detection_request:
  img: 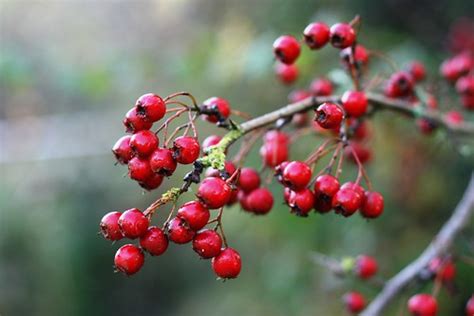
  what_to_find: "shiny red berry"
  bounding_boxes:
[341,91,368,117]
[264,130,290,144]
[282,161,312,190]
[273,35,301,64]
[149,148,177,176]
[202,97,231,123]
[428,257,456,283]
[130,130,159,157]
[440,53,473,83]
[343,291,366,314]
[303,22,330,49]
[275,62,299,84]
[408,294,437,316]
[329,23,356,49]
[445,110,464,125]
[340,45,369,68]
[192,229,222,259]
[341,181,365,197]
[466,295,474,316]
[260,142,289,167]
[332,188,363,217]
[139,226,168,256]
[408,61,426,82]
[114,244,144,276]
[112,135,134,164]
[118,208,149,239]
[288,188,314,216]
[314,174,340,213]
[246,188,274,215]
[172,136,200,164]
[100,211,124,241]
[384,71,415,98]
[310,78,333,96]
[177,200,210,231]
[355,255,378,279]
[139,173,164,191]
[212,247,242,279]
[123,107,153,133]
[167,217,195,244]
[202,135,222,152]
[238,167,261,193]
[205,161,236,178]
[136,93,166,122]
[361,191,384,218]
[197,177,232,209]
[238,190,252,212]
[128,157,153,182]
[315,102,344,129]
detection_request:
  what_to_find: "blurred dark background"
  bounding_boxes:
[1,1,473,315]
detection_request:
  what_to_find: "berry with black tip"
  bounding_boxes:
[136,93,166,122]
[112,135,134,164]
[303,22,330,49]
[172,136,200,164]
[150,148,177,176]
[114,244,145,276]
[273,35,301,64]
[329,23,356,49]
[202,97,231,123]
[123,107,153,133]
[288,188,315,216]
[315,102,344,129]
[100,211,124,241]
[167,217,195,244]
[130,130,159,157]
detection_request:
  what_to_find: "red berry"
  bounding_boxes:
[440,53,473,83]
[282,161,312,190]
[205,161,236,179]
[136,93,166,122]
[112,135,134,164]
[238,190,252,212]
[118,208,149,239]
[123,107,153,133]
[417,118,437,135]
[192,229,222,259]
[227,187,239,206]
[341,181,365,197]
[100,211,124,241]
[341,91,368,117]
[172,136,200,164]
[289,89,311,103]
[361,191,384,218]
[197,177,232,209]
[238,167,261,193]
[407,294,437,316]
[445,110,464,125]
[332,188,363,217]
[149,148,177,176]
[130,130,159,157]
[167,217,195,244]
[211,247,242,279]
[466,295,474,316]
[355,255,378,279]
[303,22,330,49]
[128,157,153,182]
[408,61,426,82]
[202,135,222,152]
[428,257,456,283]
[315,102,344,129]
[139,226,168,256]
[288,188,314,216]
[202,97,231,123]
[177,200,210,231]
[456,75,474,95]
[246,188,274,215]
[275,62,299,84]
[340,45,369,68]
[310,78,333,96]
[461,94,474,110]
[138,173,164,191]
[329,23,356,49]
[384,71,415,98]
[345,142,372,165]
[114,244,145,276]
[260,142,289,167]
[273,35,301,64]
[264,130,290,144]
[314,174,340,213]
[343,291,366,314]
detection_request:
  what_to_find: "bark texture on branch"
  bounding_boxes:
[360,173,474,316]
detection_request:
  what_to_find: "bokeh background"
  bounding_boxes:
[1,0,474,315]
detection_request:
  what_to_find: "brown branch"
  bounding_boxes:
[361,173,474,316]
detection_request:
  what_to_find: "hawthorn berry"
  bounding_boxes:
[118,208,149,239]
[408,61,426,82]
[192,229,223,259]
[343,291,366,314]
[260,142,289,167]
[246,188,274,215]
[128,157,153,182]
[314,174,340,213]
[100,211,124,241]
[205,161,236,179]
[428,257,456,283]
[112,135,134,164]
[445,110,464,125]
[341,90,368,117]
[466,295,474,316]
[139,226,168,256]
[329,23,356,49]
[340,44,369,68]
[202,97,231,123]
[123,107,153,133]
[114,244,145,276]
[355,255,378,279]
[237,167,261,193]
[315,102,344,129]
[149,148,177,176]
[384,71,415,98]
[345,142,372,165]
[202,135,222,152]
[288,188,315,216]
[310,78,333,96]
[177,200,210,231]
[275,62,299,84]
[361,191,384,218]
[461,94,474,110]
[303,22,330,49]
[407,293,437,316]
[332,188,363,217]
[138,173,164,191]
[130,130,159,157]
[273,35,301,64]
[136,93,166,122]
[167,217,195,244]
[456,75,474,95]
[211,247,242,279]
[282,161,312,190]
[238,190,252,212]
[197,177,232,209]
[417,118,437,135]
[264,130,289,144]
[172,136,200,164]
[440,53,473,83]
